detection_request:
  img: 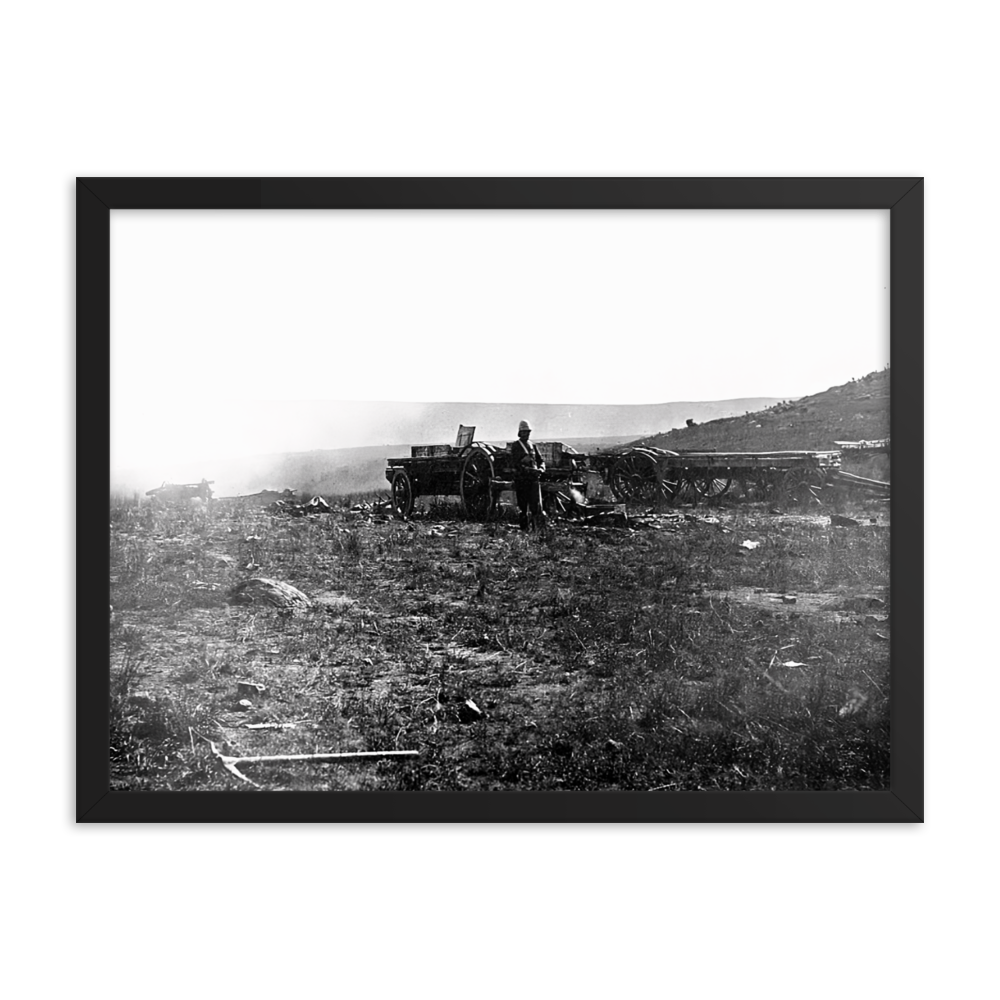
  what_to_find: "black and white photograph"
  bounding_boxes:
[106,204,896,798]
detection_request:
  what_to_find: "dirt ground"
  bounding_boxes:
[110,491,891,792]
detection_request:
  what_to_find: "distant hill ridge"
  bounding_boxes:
[631,368,890,454]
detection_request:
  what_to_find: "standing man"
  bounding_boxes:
[511,419,546,530]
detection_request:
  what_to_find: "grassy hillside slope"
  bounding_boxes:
[632,368,890,481]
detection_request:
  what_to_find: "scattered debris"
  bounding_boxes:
[458,698,486,724]
[228,488,298,505]
[629,511,684,531]
[579,507,628,529]
[741,540,761,550]
[780,660,807,668]
[347,498,393,520]
[237,699,255,710]
[268,495,333,517]
[543,488,628,528]
[553,493,629,528]
[227,578,312,610]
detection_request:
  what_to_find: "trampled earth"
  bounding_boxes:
[109,489,890,793]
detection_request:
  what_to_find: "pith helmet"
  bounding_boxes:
[518,420,532,432]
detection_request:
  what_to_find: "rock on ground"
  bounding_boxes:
[226,578,312,609]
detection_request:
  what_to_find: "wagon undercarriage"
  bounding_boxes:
[597,448,843,506]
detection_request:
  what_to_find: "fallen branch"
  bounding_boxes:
[206,741,418,787]
[228,749,419,765]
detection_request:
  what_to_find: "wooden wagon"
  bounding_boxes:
[145,478,215,501]
[592,447,843,505]
[385,426,588,519]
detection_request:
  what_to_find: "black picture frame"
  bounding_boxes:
[81,177,923,823]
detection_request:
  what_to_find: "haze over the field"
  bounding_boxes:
[112,210,888,475]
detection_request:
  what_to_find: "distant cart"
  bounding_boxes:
[834,438,890,454]
[385,426,588,519]
[145,479,214,501]
[590,448,843,504]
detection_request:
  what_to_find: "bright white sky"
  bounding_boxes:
[111,209,888,470]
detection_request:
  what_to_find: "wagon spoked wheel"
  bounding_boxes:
[390,469,414,519]
[735,470,766,503]
[460,448,496,519]
[658,470,682,504]
[781,467,826,505]
[693,472,732,501]
[609,455,635,500]
[669,471,699,504]
[632,453,660,501]
[608,456,631,500]
[610,452,659,502]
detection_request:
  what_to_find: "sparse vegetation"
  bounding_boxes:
[109,371,890,792]
[639,369,890,476]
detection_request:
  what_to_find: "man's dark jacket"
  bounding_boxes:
[511,438,545,480]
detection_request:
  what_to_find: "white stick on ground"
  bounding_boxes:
[206,741,418,787]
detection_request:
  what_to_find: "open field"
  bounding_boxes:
[109,370,891,792]
[109,476,890,792]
